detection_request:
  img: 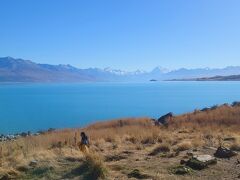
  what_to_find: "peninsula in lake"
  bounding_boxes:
[168,75,240,81]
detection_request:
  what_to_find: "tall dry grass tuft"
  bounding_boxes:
[149,143,170,156]
[86,118,152,130]
[81,153,107,179]
[169,105,240,132]
[174,141,192,152]
[85,117,163,144]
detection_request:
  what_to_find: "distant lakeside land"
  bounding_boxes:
[168,75,240,81]
[1,57,240,82]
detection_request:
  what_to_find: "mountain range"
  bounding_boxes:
[1,57,240,82]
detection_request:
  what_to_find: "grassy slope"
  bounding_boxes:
[0,105,240,179]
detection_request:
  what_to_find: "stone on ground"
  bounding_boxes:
[214,146,237,158]
[171,165,192,175]
[186,154,217,170]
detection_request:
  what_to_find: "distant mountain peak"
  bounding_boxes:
[103,67,128,75]
[151,66,169,74]
[6,56,14,60]
[57,64,78,70]
[103,67,147,75]
[134,69,146,74]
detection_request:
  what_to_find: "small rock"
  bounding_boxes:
[214,146,237,158]
[157,112,173,126]
[193,155,216,164]
[29,160,38,167]
[186,155,217,170]
[201,107,210,112]
[186,159,206,170]
[232,101,240,107]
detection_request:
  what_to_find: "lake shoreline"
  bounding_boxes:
[2,100,239,141]
[1,82,240,134]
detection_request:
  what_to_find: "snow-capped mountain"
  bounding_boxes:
[103,67,146,76]
[151,66,170,74]
[103,67,129,75]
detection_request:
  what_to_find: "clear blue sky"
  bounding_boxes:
[1,0,240,71]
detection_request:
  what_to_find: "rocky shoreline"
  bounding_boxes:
[0,128,56,142]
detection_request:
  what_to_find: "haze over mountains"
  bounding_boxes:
[1,57,240,82]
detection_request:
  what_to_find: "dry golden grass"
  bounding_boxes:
[0,105,239,161]
[174,141,192,152]
[82,153,108,179]
[85,117,156,141]
[170,104,240,131]
[0,104,239,179]
[149,143,170,156]
[86,117,152,130]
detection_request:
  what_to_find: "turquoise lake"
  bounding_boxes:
[0,82,240,134]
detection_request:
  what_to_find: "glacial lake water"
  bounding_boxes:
[0,81,240,134]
